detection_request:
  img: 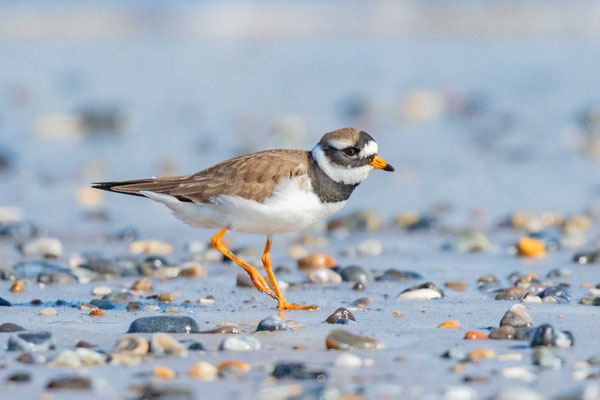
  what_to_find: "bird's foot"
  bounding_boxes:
[248,270,277,299]
[277,300,320,311]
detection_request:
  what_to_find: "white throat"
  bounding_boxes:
[311,144,373,185]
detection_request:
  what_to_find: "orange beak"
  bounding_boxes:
[370,156,394,172]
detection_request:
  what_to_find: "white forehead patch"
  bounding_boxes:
[311,145,373,185]
[327,139,352,150]
[359,140,378,158]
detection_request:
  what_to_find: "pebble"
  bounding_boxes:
[444,230,491,253]
[522,294,542,303]
[335,352,364,368]
[353,282,365,291]
[532,347,564,369]
[112,335,149,358]
[89,309,104,317]
[39,307,57,317]
[129,240,173,255]
[138,384,193,400]
[80,303,99,311]
[91,286,111,296]
[297,253,336,271]
[353,297,371,307]
[164,307,180,314]
[188,362,217,381]
[467,349,496,360]
[197,297,215,305]
[438,320,461,329]
[500,304,533,327]
[0,322,25,332]
[90,299,115,310]
[494,287,527,301]
[539,286,572,304]
[501,367,536,382]
[105,291,133,304]
[46,375,92,390]
[445,281,467,292]
[489,326,529,340]
[178,262,206,278]
[154,366,176,379]
[20,237,63,258]
[256,315,289,332]
[272,362,327,380]
[200,323,242,334]
[7,260,76,283]
[150,333,187,357]
[307,268,342,284]
[10,280,25,293]
[375,269,422,282]
[325,329,383,350]
[442,348,467,361]
[573,250,600,265]
[356,239,383,256]
[50,350,82,368]
[516,237,546,258]
[546,268,571,279]
[158,292,177,303]
[478,274,499,286]
[6,372,31,384]
[127,316,200,333]
[325,307,356,324]
[340,265,373,283]
[131,278,153,292]
[0,297,11,306]
[143,305,160,312]
[444,385,478,400]
[530,324,574,348]
[219,336,261,351]
[217,360,251,373]
[398,282,444,300]
[188,342,205,351]
[236,273,255,288]
[327,210,382,232]
[464,331,488,340]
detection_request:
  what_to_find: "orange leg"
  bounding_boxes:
[211,229,276,299]
[262,236,319,310]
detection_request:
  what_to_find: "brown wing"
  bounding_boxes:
[92,149,310,204]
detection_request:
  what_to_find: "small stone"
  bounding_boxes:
[8,331,55,352]
[113,335,149,357]
[256,315,289,332]
[530,324,574,348]
[539,286,572,304]
[546,268,571,279]
[464,331,488,340]
[91,286,111,296]
[131,278,153,292]
[143,305,160,312]
[307,268,342,284]
[200,323,242,334]
[6,372,31,384]
[50,350,82,368]
[339,265,373,284]
[178,262,205,278]
[164,307,180,314]
[217,360,251,373]
[188,342,205,351]
[188,362,217,381]
[335,352,363,368]
[517,237,546,258]
[298,253,336,271]
[442,348,467,361]
[522,294,542,303]
[494,287,527,301]
[325,307,356,324]
[151,333,186,357]
[197,297,215,305]
[79,303,98,311]
[0,323,24,332]
[353,297,371,307]
[444,385,478,400]
[325,329,383,350]
[375,269,422,282]
[500,304,533,327]
[467,349,495,360]
[444,230,491,253]
[138,384,193,400]
[89,310,104,317]
[489,326,520,340]
[154,366,175,379]
[219,336,261,351]
[46,375,92,390]
[477,274,499,286]
[573,250,600,265]
[327,210,382,232]
[397,282,444,300]
[75,340,96,349]
[76,348,104,367]
[127,316,200,333]
[21,237,63,258]
[352,282,365,291]
[445,281,467,292]
[493,387,542,400]
[10,281,25,293]
[158,293,177,303]
[129,240,173,255]
[90,299,114,310]
[438,320,461,329]
[356,239,383,256]
[0,297,11,306]
[126,302,141,311]
[236,274,254,288]
[39,307,57,317]
[532,347,564,369]
[272,362,327,380]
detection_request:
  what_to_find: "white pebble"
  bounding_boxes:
[50,350,82,368]
[444,385,478,400]
[502,367,536,382]
[143,305,160,312]
[397,289,442,300]
[308,268,342,284]
[22,237,63,258]
[40,307,57,317]
[92,286,112,296]
[522,295,542,303]
[335,352,363,368]
[197,298,215,305]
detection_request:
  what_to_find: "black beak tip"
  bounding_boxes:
[384,164,395,172]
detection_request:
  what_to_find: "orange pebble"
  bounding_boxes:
[10,281,24,293]
[154,366,175,379]
[437,320,461,329]
[517,237,546,258]
[297,253,336,270]
[393,311,404,318]
[216,360,251,372]
[464,331,488,340]
[89,309,104,317]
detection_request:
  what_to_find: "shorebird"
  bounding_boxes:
[93,127,394,310]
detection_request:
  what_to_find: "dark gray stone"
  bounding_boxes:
[256,316,289,332]
[340,265,373,283]
[272,362,327,380]
[325,307,356,324]
[127,316,200,333]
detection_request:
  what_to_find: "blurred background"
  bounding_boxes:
[2,0,600,237]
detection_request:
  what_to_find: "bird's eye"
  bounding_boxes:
[343,147,358,156]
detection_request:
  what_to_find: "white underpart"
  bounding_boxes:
[140,175,347,235]
[311,144,373,185]
[359,140,378,158]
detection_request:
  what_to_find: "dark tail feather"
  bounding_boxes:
[91,179,155,197]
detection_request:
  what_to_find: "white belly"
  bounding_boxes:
[140,177,347,235]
